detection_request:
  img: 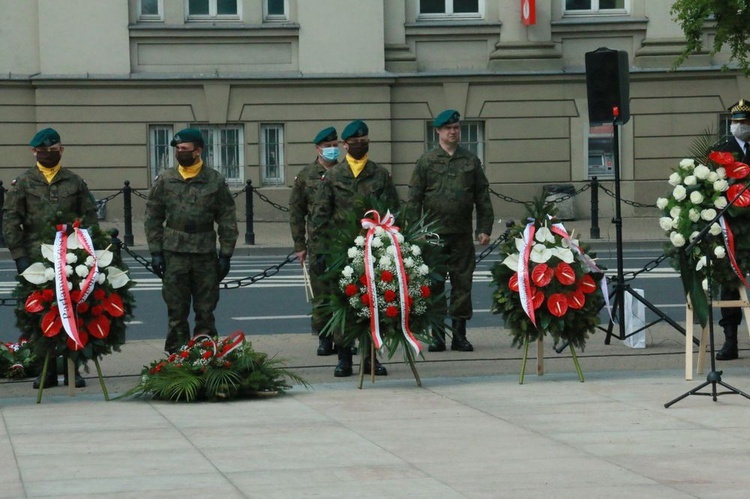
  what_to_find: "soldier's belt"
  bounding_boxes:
[166,220,214,234]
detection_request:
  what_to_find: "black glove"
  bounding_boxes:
[151,253,165,278]
[14,256,31,275]
[218,254,231,280]
[313,254,326,275]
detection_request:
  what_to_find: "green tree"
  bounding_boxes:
[671,0,750,74]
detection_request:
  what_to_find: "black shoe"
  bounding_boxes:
[32,373,58,389]
[64,372,86,388]
[317,336,335,356]
[363,357,388,376]
[451,337,474,352]
[716,343,739,361]
[428,327,446,352]
[334,348,353,377]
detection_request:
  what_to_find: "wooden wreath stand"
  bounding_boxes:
[357,339,422,389]
[684,286,750,381]
[519,336,584,384]
[36,352,110,403]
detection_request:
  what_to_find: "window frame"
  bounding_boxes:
[425,120,485,166]
[260,123,285,187]
[148,125,174,181]
[192,125,244,184]
[186,0,241,21]
[417,0,484,21]
[263,0,289,22]
[138,0,164,21]
[563,0,629,16]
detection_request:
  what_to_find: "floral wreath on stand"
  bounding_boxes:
[656,147,750,327]
[491,200,606,383]
[320,209,445,388]
[13,219,135,401]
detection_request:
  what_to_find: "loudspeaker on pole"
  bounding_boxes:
[585,47,630,125]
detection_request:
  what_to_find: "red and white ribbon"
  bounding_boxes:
[719,215,750,289]
[73,222,99,304]
[360,210,421,356]
[192,331,246,359]
[517,221,537,328]
[53,224,82,348]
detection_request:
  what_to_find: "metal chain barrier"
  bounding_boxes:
[598,184,657,208]
[95,189,123,208]
[619,251,670,283]
[130,188,149,200]
[220,252,298,289]
[252,185,289,213]
[489,188,531,206]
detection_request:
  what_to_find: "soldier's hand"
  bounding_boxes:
[14,256,31,275]
[295,250,307,265]
[151,253,165,278]
[218,254,231,280]
[477,233,490,245]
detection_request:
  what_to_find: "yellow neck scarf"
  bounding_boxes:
[178,159,203,180]
[37,163,61,183]
[347,155,367,178]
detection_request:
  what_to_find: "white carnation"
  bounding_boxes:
[673,185,687,201]
[714,196,728,209]
[659,217,673,231]
[379,255,391,268]
[715,246,726,259]
[386,245,397,256]
[395,232,404,243]
[713,179,729,192]
[347,247,359,259]
[66,253,77,264]
[354,236,365,247]
[680,158,696,170]
[342,266,354,278]
[67,281,73,291]
[417,264,429,275]
[410,245,421,256]
[374,226,385,236]
[694,164,710,179]
[75,265,89,278]
[701,208,717,221]
[44,268,55,282]
[668,172,682,186]
[403,257,415,268]
[370,237,383,248]
[656,197,669,210]
[670,232,686,248]
[97,273,106,284]
[65,265,73,277]
[85,255,95,267]
[683,175,697,186]
[689,191,703,204]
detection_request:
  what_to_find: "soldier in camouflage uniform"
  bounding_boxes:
[145,128,239,354]
[310,119,400,378]
[289,126,340,356]
[2,127,99,388]
[406,110,494,352]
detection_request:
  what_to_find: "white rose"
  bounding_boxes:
[689,231,700,242]
[66,253,78,264]
[656,197,669,210]
[659,217,673,231]
[717,167,727,179]
[688,208,700,222]
[671,217,680,229]
[670,206,682,218]
[673,185,687,201]
[715,246,726,259]
[696,255,707,271]
[683,175,697,186]
[694,164,710,179]
[689,191,703,204]
[668,172,682,186]
[707,171,719,183]
[701,208,717,221]
[680,158,696,170]
[75,265,89,278]
[710,223,722,236]
[713,179,729,192]
[714,196,728,209]
[670,232,686,248]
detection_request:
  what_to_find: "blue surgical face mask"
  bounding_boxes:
[320,146,339,162]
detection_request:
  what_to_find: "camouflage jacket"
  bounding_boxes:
[310,158,400,252]
[406,145,494,236]
[2,167,99,260]
[289,158,336,253]
[144,166,238,256]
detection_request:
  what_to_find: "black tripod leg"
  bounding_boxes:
[603,288,621,345]
[664,380,712,408]
[717,380,750,400]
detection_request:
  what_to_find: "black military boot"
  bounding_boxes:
[63,356,86,388]
[317,335,334,356]
[428,324,446,352]
[451,319,474,352]
[364,356,388,376]
[334,347,353,377]
[716,325,739,360]
[33,356,58,389]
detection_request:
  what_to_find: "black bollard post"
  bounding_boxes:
[108,228,122,260]
[245,179,255,245]
[0,180,5,248]
[589,176,600,239]
[123,180,134,246]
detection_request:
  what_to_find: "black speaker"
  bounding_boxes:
[585,48,630,125]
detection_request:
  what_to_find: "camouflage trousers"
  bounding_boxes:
[430,232,476,320]
[162,251,220,353]
[309,251,333,336]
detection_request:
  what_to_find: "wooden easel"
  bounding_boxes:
[685,287,750,380]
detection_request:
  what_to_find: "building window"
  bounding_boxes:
[196,126,244,183]
[587,124,615,178]
[187,0,239,19]
[139,0,163,21]
[260,124,285,186]
[564,0,627,14]
[264,0,288,21]
[426,121,485,165]
[418,0,483,19]
[148,125,174,180]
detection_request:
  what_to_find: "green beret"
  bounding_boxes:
[433,109,460,127]
[29,128,61,148]
[314,126,338,144]
[170,128,204,147]
[341,120,368,141]
[729,99,750,121]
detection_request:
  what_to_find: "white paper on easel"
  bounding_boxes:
[623,288,647,348]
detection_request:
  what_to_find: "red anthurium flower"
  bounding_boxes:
[41,307,62,337]
[385,305,399,317]
[384,289,397,302]
[381,270,394,283]
[345,284,358,297]
[87,315,111,339]
[420,285,431,298]
[531,263,554,287]
[508,273,519,292]
[578,274,597,294]
[361,293,371,306]
[727,183,750,207]
[103,293,125,317]
[724,161,750,179]
[531,288,545,309]
[547,293,569,317]
[67,331,89,351]
[709,151,735,166]
[567,291,586,310]
[25,291,46,313]
[555,262,576,286]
